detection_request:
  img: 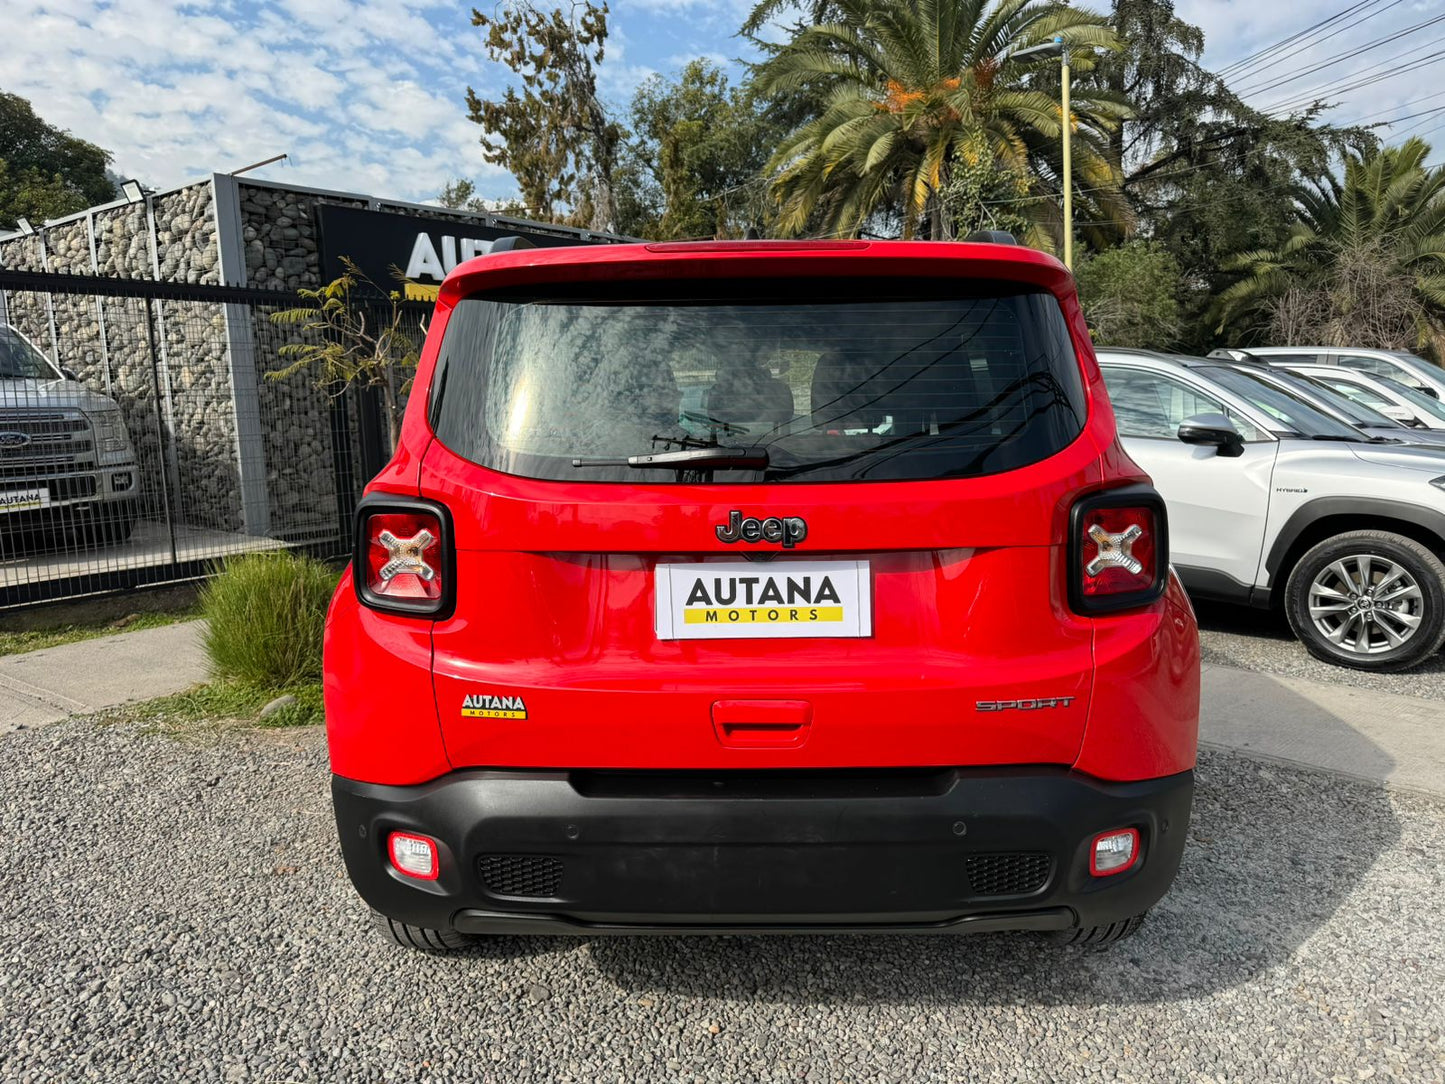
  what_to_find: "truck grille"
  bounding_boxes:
[966,853,1052,896]
[0,412,95,468]
[0,411,98,501]
[478,855,564,898]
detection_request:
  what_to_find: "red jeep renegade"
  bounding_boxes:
[324,238,1200,951]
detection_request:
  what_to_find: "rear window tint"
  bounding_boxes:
[429,279,1087,484]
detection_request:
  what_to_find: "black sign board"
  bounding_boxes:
[315,204,622,299]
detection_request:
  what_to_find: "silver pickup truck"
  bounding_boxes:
[0,321,139,548]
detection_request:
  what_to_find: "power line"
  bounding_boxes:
[1336,89,1445,127]
[1260,45,1445,116]
[1235,11,1445,98]
[1377,105,1445,131]
[1225,0,1407,87]
[1216,0,1382,80]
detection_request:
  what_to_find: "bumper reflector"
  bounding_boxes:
[388,831,439,881]
[1090,827,1140,877]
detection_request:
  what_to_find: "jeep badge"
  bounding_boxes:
[715,510,808,548]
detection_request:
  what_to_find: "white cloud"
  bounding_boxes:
[1179,0,1445,143]
[0,0,509,205]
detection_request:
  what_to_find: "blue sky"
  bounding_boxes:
[3,0,1442,208]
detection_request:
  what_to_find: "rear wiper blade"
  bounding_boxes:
[571,446,769,470]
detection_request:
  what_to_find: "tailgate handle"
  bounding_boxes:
[711,700,812,748]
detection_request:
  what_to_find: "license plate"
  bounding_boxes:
[0,487,50,514]
[655,560,872,640]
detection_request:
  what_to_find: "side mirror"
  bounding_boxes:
[60,366,80,382]
[1178,412,1245,457]
[1378,404,1420,426]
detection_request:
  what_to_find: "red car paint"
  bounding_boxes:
[325,240,1198,789]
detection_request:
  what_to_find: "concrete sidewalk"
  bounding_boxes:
[1200,663,1445,797]
[0,620,207,735]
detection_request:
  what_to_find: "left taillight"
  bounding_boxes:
[354,497,455,618]
[1068,486,1168,614]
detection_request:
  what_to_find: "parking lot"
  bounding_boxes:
[1196,601,1445,703]
[1,618,1441,1083]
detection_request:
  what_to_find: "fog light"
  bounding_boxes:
[1090,828,1140,877]
[388,831,439,881]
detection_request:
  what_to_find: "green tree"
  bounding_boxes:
[268,259,421,452]
[1074,239,1181,347]
[617,61,785,240]
[750,0,1128,239]
[1217,139,1445,357]
[0,92,117,228]
[436,178,488,211]
[463,2,621,230]
[940,129,1034,240]
[435,177,528,218]
[1088,1,1374,348]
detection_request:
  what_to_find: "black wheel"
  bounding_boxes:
[1284,530,1445,672]
[1050,913,1147,946]
[370,909,476,954]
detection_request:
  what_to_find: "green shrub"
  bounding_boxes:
[199,552,337,689]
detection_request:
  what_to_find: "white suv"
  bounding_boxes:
[1098,349,1445,671]
[1278,364,1445,432]
[1209,346,1445,401]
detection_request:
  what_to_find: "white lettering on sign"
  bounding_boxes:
[405,234,444,280]
[405,233,498,281]
[655,560,871,640]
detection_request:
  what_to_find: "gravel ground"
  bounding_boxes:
[1195,601,1445,701]
[2,719,1442,1083]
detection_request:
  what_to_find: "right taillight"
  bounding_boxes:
[1069,487,1168,614]
[354,497,455,618]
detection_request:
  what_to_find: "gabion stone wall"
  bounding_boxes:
[237,183,372,540]
[239,185,343,292]
[151,186,221,286]
[0,184,242,533]
[0,176,535,551]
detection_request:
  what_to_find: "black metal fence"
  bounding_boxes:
[0,270,411,609]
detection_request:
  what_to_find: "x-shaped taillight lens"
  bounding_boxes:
[363,511,443,603]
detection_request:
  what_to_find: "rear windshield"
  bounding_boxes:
[429,279,1087,484]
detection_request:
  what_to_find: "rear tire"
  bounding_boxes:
[1284,530,1445,672]
[1050,912,1147,946]
[370,909,476,954]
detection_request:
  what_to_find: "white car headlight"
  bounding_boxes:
[88,409,133,465]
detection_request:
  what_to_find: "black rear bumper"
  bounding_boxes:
[332,767,1193,935]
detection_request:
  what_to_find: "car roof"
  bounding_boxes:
[1214,346,1337,354]
[1095,348,1238,370]
[440,238,1074,308]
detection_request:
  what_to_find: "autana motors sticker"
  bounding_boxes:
[0,487,50,513]
[461,693,527,719]
[655,560,872,640]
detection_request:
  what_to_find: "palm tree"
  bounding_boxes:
[1218,139,1445,353]
[751,0,1129,240]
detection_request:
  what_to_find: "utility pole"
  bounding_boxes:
[1061,39,1073,270]
[1011,35,1074,269]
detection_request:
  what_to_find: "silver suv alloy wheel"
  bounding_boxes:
[1308,554,1424,656]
